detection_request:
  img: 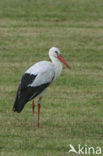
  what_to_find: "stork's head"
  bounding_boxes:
[49,47,61,57]
[49,47,71,69]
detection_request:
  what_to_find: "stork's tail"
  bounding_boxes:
[13,86,27,113]
[13,94,24,113]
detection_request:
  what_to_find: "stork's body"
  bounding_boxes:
[13,47,70,127]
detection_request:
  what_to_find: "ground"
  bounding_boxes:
[0,0,103,156]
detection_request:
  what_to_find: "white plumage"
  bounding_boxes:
[26,61,55,87]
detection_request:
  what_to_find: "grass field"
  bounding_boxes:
[0,0,103,155]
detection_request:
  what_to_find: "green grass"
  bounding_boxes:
[0,0,103,155]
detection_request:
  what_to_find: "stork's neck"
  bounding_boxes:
[50,56,63,79]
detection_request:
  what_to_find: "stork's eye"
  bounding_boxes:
[55,51,58,55]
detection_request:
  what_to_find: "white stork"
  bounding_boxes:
[13,47,71,128]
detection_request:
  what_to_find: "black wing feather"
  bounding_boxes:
[20,73,37,90]
[13,73,50,113]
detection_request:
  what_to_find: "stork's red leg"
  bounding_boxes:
[32,100,35,127]
[37,96,42,128]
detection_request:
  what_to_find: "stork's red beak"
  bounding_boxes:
[58,54,71,70]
